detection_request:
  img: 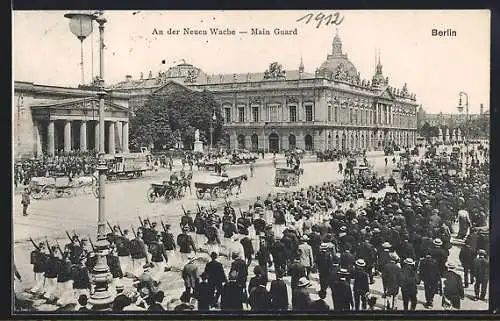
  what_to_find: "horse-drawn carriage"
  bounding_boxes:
[194,174,247,200]
[29,173,97,199]
[197,158,231,171]
[147,181,185,203]
[274,167,304,187]
[230,150,257,164]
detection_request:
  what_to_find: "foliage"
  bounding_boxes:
[419,121,439,142]
[129,87,223,151]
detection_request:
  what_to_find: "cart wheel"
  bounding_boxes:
[211,187,220,200]
[32,192,42,200]
[196,189,205,199]
[147,187,156,203]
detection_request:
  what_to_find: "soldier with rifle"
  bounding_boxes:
[65,232,83,265]
[224,200,236,222]
[149,233,169,279]
[204,222,221,255]
[114,227,132,276]
[42,239,59,301]
[72,255,91,300]
[56,246,74,306]
[237,211,252,236]
[222,212,237,254]
[160,221,176,268]
[28,238,47,295]
[194,210,207,250]
[129,230,150,277]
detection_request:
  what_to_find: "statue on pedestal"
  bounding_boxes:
[438,127,443,141]
[194,129,200,142]
[193,128,203,152]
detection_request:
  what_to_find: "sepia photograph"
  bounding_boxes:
[12,9,491,314]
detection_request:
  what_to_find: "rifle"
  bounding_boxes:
[131,226,137,238]
[65,231,73,243]
[55,239,64,258]
[160,219,167,233]
[138,216,144,227]
[224,198,230,208]
[88,235,96,252]
[45,237,53,256]
[106,220,114,233]
[29,237,40,251]
[116,224,124,237]
[196,203,202,213]
[181,205,187,215]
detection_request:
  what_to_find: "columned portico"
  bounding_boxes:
[122,122,129,153]
[64,120,72,152]
[31,97,130,156]
[80,121,87,151]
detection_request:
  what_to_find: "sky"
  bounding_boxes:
[13,10,490,114]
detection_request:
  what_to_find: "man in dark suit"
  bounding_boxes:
[248,277,272,310]
[204,251,227,307]
[419,254,440,308]
[269,269,288,311]
[288,256,306,291]
[353,259,370,310]
[382,253,402,310]
[400,258,419,311]
[292,277,312,311]
[459,243,474,288]
[221,270,246,311]
[230,251,248,290]
[472,249,489,301]
[331,268,354,311]
[442,263,464,310]
[194,272,213,311]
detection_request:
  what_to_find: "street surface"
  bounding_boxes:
[12,149,489,311]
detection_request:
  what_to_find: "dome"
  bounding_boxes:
[316,30,360,81]
[317,56,359,79]
[164,62,200,79]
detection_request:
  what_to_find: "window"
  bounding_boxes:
[349,108,353,124]
[224,107,232,123]
[252,107,259,122]
[289,106,297,122]
[305,105,313,122]
[327,105,332,122]
[269,105,279,121]
[334,106,338,122]
[238,106,245,122]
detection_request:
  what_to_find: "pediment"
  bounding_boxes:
[31,97,130,114]
[152,80,197,96]
[376,86,395,101]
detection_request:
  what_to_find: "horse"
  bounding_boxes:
[72,171,98,195]
[229,174,248,195]
[180,172,193,195]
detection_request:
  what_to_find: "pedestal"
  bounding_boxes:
[193,140,204,153]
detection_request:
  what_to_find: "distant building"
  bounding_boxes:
[418,104,488,129]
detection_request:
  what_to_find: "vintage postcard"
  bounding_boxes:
[12,10,491,314]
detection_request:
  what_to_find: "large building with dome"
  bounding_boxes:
[14,30,419,158]
[108,30,419,152]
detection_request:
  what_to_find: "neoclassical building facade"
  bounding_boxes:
[14,82,131,158]
[110,31,419,152]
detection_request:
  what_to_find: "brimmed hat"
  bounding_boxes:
[338,268,350,275]
[446,262,456,269]
[356,258,366,267]
[297,277,311,287]
[302,235,309,241]
[389,252,399,261]
[382,242,392,248]
[404,258,415,265]
[320,243,329,250]
[478,249,487,255]
[340,226,347,231]
[339,232,347,238]
[352,219,358,224]
[433,238,443,246]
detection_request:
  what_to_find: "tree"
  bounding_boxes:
[129,87,223,151]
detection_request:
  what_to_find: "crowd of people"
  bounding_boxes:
[19,143,490,312]
[14,152,98,188]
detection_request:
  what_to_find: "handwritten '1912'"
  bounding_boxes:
[296,12,344,28]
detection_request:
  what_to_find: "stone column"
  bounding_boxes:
[80,121,87,151]
[115,121,123,152]
[108,121,116,155]
[64,120,72,153]
[94,121,100,152]
[47,121,55,156]
[122,122,129,153]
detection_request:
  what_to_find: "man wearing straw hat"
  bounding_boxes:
[331,268,354,311]
[291,277,312,311]
[400,257,418,311]
[381,252,402,310]
[353,258,370,310]
[441,262,464,310]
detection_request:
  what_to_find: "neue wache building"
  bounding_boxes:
[110,31,419,153]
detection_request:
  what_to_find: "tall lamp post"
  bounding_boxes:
[210,110,216,151]
[457,91,469,155]
[65,11,113,310]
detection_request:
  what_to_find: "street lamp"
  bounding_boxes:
[64,11,93,85]
[65,11,113,310]
[210,110,216,151]
[457,91,469,155]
